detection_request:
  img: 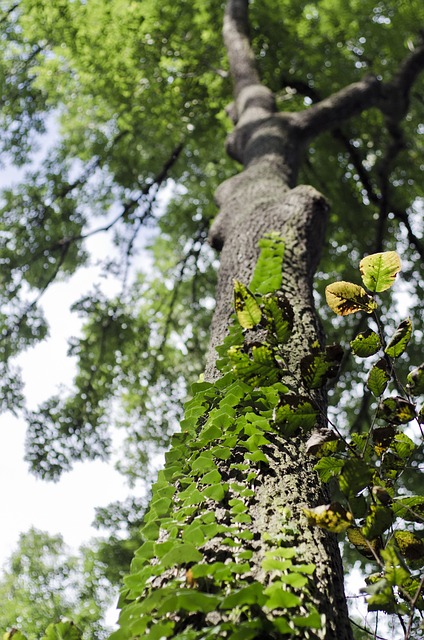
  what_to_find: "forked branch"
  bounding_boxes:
[295,40,424,136]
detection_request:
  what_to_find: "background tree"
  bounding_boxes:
[0,0,423,638]
[0,528,112,639]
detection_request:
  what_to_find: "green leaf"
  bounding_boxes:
[362,505,393,539]
[350,329,381,357]
[228,620,265,640]
[347,528,381,559]
[250,233,285,294]
[392,496,424,523]
[199,469,222,485]
[300,342,343,389]
[233,280,262,329]
[339,459,373,497]
[384,318,412,358]
[42,622,82,640]
[391,432,416,460]
[264,582,302,609]
[325,281,377,316]
[227,344,281,387]
[273,396,318,436]
[359,251,401,292]
[314,456,344,482]
[262,292,293,345]
[191,453,216,472]
[394,531,424,566]
[367,358,391,396]
[406,363,424,395]
[279,573,308,588]
[202,483,228,501]
[261,557,292,572]
[293,608,322,629]
[144,622,174,639]
[270,618,292,634]
[220,582,267,609]
[161,543,203,568]
[157,590,220,615]
[377,396,416,424]
[3,633,27,640]
[304,502,353,533]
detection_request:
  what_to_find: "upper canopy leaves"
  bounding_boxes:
[0,0,422,487]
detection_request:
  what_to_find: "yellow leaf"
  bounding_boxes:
[304,502,353,533]
[325,282,377,316]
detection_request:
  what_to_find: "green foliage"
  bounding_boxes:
[233,281,262,329]
[311,251,424,625]
[110,235,327,638]
[0,529,112,640]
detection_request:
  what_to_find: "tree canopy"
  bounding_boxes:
[1,0,423,638]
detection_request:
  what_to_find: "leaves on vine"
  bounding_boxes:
[359,251,401,293]
[384,318,412,358]
[300,342,343,389]
[406,363,424,395]
[367,358,391,397]
[273,396,317,436]
[304,502,353,533]
[233,280,262,329]
[325,281,377,315]
[262,292,293,345]
[249,233,285,295]
[227,344,280,387]
[350,329,381,357]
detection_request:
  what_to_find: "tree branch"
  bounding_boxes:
[223,0,276,125]
[0,1,20,25]
[282,76,424,259]
[223,0,260,96]
[295,39,424,137]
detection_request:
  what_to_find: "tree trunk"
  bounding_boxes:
[203,154,353,637]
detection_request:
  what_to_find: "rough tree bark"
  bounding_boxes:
[202,1,424,637]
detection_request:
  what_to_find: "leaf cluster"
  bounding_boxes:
[307,252,424,626]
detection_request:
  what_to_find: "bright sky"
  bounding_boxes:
[0,231,140,626]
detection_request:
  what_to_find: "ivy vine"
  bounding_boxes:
[110,233,325,640]
[7,239,423,640]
